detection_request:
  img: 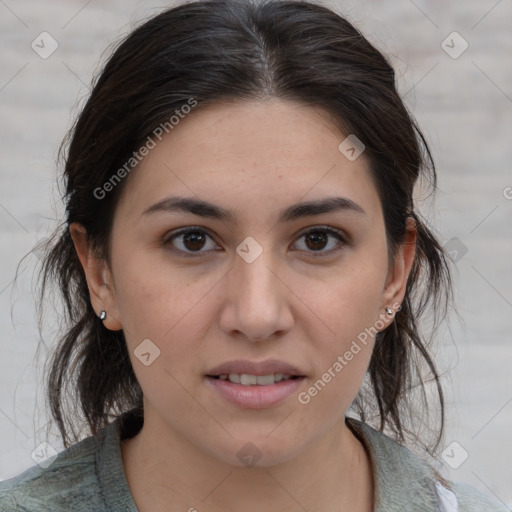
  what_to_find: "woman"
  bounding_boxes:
[0,0,508,510]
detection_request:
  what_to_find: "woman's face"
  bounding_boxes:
[77,98,413,467]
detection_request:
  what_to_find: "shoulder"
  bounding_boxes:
[446,481,511,512]
[346,417,510,512]
[0,428,109,512]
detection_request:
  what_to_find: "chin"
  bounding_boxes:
[208,435,305,469]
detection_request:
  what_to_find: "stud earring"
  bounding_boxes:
[385,307,394,316]
[99,310,106,321]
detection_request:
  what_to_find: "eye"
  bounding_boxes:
[163,226,347,258]
[292,227,347,257]
[163,227,219,257]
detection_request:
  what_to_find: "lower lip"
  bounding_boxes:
[205,376,305,409]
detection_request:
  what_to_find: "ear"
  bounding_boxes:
[69,223,123,331]
[380,216,417,317]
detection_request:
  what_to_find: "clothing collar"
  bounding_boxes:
[95,410,141,512]
[346,416,442,511]
[99,410,442,512]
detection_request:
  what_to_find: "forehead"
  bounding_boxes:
[115,98,381,224]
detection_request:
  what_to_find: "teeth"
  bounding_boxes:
[240,374,257,385]
[219,373,294,385]
[256,374,275,386]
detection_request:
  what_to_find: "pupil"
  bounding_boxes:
[306,231,327,250]
[185,232,205,251]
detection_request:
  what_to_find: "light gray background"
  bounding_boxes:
[1,0,511,507]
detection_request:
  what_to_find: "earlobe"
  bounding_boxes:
[69,223,123,331]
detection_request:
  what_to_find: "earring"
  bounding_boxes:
[99,310,106,321]
[385,307,394,316]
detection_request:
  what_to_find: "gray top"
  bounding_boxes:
[0,410,508,511]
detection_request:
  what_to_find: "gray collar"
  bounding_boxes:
[102,411,442,511]
[346,417,442,511]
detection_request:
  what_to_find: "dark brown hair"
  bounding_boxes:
[33,0,452,454]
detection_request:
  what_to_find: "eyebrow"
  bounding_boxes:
[142,195,366,223]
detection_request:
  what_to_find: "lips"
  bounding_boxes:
[206,358,306,378]
[205,359,307,409]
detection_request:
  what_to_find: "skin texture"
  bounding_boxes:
[70,98,417,512]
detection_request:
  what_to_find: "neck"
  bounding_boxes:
[121,412,374,512]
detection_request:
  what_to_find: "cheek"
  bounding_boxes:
[302,252,388,344]
[114,269,215,412]
[295,287,382,420]
[296,250,388,397]
[111,246,219,367]
[111,233,192,329]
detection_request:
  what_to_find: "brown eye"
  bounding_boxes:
[181,231,207,251]
[293,227,347,257]
[304,231,328,250]
[164,228,218,256]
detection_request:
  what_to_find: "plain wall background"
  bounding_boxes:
[1,0,511,507]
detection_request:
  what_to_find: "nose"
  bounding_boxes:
[218,246,294,342]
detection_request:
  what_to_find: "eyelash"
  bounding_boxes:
[162,226,348,258]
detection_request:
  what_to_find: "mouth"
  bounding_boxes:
[207,373,304,385]
[204,359,307,409]
[206,358,306,381]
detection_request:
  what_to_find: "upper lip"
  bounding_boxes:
[206,359,306,377]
